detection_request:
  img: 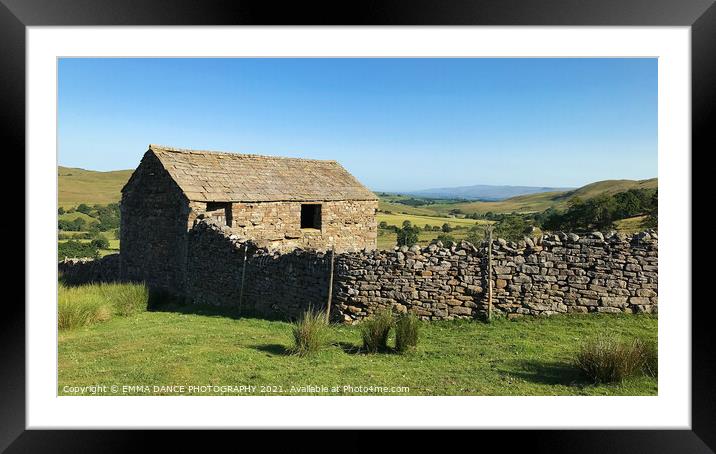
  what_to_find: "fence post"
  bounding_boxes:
[487,226,493,322]
[238,244,248,315]
[326,245,335,323]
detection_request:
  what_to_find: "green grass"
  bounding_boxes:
[574,333,655,383]
[58,301,657,396]
[614,215,649,234]
[59,166,133,208]
[378,229,477,250]
[58,211,99,224]
[58,231,120,257]
[290,308,330,356]
[377,212,489,229]
[58,282,148,330]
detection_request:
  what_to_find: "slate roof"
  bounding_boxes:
[147,144,378,203]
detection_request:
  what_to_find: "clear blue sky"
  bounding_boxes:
[58,58,657,191]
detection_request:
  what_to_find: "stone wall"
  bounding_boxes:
[188,199,378,253]
[176,221,658,322]
[59,220,658,321]
[59,254,121,285]
[487,231,658,317]
[185,221,331,319]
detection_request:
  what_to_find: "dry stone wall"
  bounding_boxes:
[59,254,120,285]
[185,220,331,319]
[180,220,658,322]
[59,219,657,322]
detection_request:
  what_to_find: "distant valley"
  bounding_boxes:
[405,184,575,201]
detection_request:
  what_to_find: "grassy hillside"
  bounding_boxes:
[58,166,132,208]
[58,211,98,224]
[390,179,658,216]
[57,164,656,219]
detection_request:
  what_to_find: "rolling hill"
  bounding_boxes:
[57,164,657,218]
[58,166,132,208]
[383,178,658,216]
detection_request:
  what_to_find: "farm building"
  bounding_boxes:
[119,144,378,294]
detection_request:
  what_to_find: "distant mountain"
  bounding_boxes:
[406,184,575,201]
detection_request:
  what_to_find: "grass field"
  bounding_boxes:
[58,231,120,257]
[59,166,132,208]
[57,296,657,396]
[614,216,649,234]
[377,229,477,250]
[377,212,489,229]
[424,178,659,216]
[59,211,99,224]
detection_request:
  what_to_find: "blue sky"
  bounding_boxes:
[58,58,657,191]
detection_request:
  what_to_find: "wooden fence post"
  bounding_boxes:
[326,245,335,323]
[238,244,248,315]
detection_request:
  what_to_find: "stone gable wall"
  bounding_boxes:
[119,151,191,295]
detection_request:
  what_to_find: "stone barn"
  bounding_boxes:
[119,144,378,295]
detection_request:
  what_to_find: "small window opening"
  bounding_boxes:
[206,202,232,227]
[301,204,322,229]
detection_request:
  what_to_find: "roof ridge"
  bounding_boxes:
[149,144,338,163]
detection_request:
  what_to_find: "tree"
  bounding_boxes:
[436,233,455,245]
[76,203,92,215]
[402,220,413,229]
[378,221,389,229]
[441,223,452,233]
[58,207,65,215]
[492,214,532,241]
[642,190,658,229]
[91,236,110,249]
[465,225,485,245]
[58,240,99,259]
[396,224,420,247]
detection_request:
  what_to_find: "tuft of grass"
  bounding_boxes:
[361,309,394,353]
[58,286,112,330]
[290,307,330,357]
[100,282,149,316]
[58,282,149,330]
[574,332,655,383]
[395,312,419,353]
[637,338,658,378]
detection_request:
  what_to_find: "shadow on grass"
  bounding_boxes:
[335,341,402,355]
[505,359,590,387]
[336,341,363,355]
[146,290,287,323]
[252,344,292,356]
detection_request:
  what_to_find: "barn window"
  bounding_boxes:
[206,202,232,227]
[300,204,322,229]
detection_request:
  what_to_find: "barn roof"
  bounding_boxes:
[148,144,378,203]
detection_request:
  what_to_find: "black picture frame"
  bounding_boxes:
[4,0,712,451]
